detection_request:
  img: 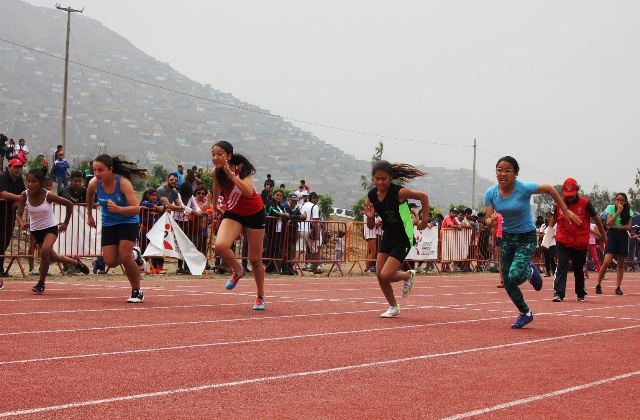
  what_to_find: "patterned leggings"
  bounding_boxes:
[501,231,537,314]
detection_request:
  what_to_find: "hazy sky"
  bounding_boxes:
[23,0,640,194]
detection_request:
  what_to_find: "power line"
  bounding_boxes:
[0,37,470,150]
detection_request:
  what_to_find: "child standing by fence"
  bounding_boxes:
[17,169,90,293]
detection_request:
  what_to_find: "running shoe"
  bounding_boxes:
[31,282,45,294]
[595,284,602,294]
[29,269,38,276]
[402,270,416,298]
[0,280,3,290]
[511,312,533,329]
[552,293,563,302]
[132,246,145,268]
[528,263,543,291]
[615,288,624,295]
[380,305,400,318]
[127,289,144,303]
[576,296,585,302]
[253,296,265,310]
[73,256,90,275]
[225,268,246,290]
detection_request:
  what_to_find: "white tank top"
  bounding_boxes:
[26,190,58,231]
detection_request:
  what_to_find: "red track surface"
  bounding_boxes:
[1,271,638,418]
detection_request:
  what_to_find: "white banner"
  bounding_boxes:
[143,212,207,275]
[54,204,102,255]
[407,226,439,261]
[441,228,472,261]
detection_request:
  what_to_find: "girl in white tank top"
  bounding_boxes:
[17,169,90,294]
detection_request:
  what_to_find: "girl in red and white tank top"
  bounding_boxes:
[211,141,266,310]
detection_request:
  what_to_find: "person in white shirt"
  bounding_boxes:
[295,192,322,273]
[15,138,29,157]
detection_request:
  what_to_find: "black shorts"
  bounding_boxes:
[222,209,265,230]
[31,225,59,245]
[101,223,140,247]
[604,229,629,257]
[379,240,411,263]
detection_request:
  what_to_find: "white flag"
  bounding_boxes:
[143,212,207,275]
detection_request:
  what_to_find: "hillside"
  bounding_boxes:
[0,0,493,209]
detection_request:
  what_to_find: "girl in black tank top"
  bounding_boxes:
[362,160,430,318]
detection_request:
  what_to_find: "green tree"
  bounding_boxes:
[150,164,168,183]
[583,184,613,214]
[199,169,214,193]
[318,193,334,220]
[360,141,384,191]
[26,155,47,174]
[352,197,366,222]
[629,169,640,210]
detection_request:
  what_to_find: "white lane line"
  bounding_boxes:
[1,326,638,417]
[441,370,640,419]
[1,318,638,366]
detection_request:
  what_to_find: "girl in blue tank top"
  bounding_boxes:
[86,154,147,303]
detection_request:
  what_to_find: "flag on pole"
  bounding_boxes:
[143,212,207,275]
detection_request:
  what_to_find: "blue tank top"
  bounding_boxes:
[97,174,140,226]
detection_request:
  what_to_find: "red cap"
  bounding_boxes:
[562,178,578,196]
[8,158,23,167]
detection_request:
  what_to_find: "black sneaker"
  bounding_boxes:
[552,293,563,302]
[127,289,144,303]
[576,296,585,302]
[73,256,90,275]
[32,282,45,294]
[615,288,623,296]
[595,284,602,294]
[133,246,144,267]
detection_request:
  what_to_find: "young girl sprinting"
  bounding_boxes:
[17,169,90,293]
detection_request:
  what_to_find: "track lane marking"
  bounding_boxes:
[1,325,638,417]
[441,370,640,419]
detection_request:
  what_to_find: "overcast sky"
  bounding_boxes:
[24,0,640,194]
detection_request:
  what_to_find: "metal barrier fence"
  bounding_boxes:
[4,200,557,277]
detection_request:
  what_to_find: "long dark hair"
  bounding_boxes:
[94,154,147,180]
[615,193,631,225]
[178,182,193,203]
[213,140,256,189]
[371,160,427,183]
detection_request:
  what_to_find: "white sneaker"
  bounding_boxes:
[380,305,400,318]
[402,270,416,298]
[127,290,144,303]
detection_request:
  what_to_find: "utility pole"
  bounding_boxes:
[472,138,477,208]
[55,4,83,153]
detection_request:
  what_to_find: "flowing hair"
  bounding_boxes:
[94,154,147,180]
[371,160,428,183]
[213,141,256,190]
[615,193,631,225]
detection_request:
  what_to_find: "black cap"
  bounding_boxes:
[309,192,319,199]
[288,193,298,200]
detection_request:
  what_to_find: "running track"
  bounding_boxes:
[1,272,638,418]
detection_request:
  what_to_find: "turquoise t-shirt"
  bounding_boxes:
[484,179,538,234]
[605,204,633,226]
